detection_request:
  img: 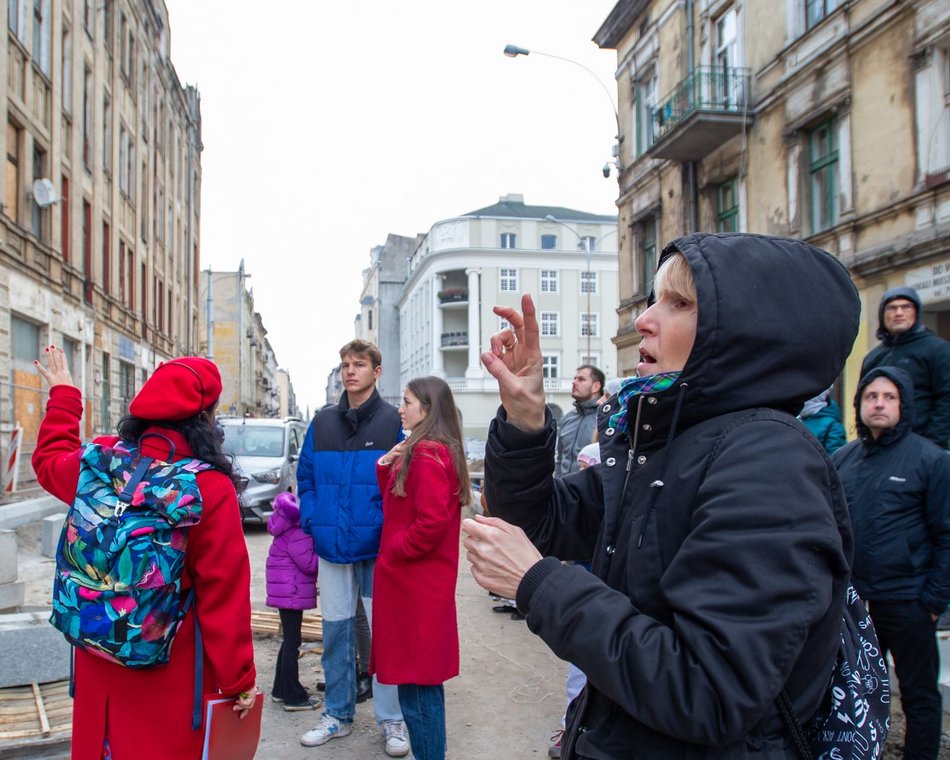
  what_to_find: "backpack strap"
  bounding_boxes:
[775,689,813,760]
[181,587,204,731]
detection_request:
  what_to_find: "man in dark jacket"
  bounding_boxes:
[832,366,950,760]
[861,287,950,448]
[462,234,866,759]
[556,364,604,477]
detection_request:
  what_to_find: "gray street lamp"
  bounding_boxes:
[504,44,623,176]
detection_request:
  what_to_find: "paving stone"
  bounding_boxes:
[0,615,69,688]
[0,581,25,613]
[0,530,17,584]
[41,514,67,559]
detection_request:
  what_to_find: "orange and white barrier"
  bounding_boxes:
[3,425,23,495]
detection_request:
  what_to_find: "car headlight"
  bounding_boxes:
[254,468,282,484]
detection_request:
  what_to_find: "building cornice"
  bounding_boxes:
[594,0,651,50]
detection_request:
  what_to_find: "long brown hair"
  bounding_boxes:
[391,376,472,506]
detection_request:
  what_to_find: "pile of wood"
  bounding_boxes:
[250,609,323,644]
[0,680,71,742]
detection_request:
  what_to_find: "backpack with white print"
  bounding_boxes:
[777,585,890,760]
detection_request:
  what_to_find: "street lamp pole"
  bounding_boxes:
[544,215,594,361]
[504,44,623,174]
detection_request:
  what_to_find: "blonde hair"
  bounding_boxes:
[653,252,696,304]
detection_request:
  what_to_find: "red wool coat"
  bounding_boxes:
[32,386,257,760]
[371,440,461,686]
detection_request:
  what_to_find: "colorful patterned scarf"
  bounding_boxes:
[608,372,681,434]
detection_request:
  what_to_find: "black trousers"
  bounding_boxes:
[869,600,942,760]
[272,608,309,704]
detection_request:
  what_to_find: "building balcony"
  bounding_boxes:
[440,331,468,349]
[649,66,754,162]
[438,288,469,305]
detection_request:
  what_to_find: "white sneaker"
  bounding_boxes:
[382,720,410,757]
[300,713,353,747]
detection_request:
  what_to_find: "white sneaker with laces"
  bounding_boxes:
[300,713,353,747]
[382,720,410,757]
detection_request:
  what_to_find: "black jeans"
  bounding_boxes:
[869,600,942,760]
[272,608,309,704]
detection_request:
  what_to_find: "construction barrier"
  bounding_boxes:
[3,426,23,496]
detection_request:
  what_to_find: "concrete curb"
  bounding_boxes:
[0,497,69,531]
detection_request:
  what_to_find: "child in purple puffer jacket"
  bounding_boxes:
[266,491,320,711]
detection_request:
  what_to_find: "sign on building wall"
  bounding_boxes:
[906,259,950,303]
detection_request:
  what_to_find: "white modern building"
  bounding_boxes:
[398,194,618,439]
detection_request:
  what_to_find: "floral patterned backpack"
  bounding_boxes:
[50,436,211,668]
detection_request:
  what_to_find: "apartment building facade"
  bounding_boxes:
[354,233,419,406]
[398,193,619,439]
[198,263,289,419]
[596,0,950,428]
[1,0,204,487]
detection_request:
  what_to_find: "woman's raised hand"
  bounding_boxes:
[34,345,75,389]
[481,294,546,433]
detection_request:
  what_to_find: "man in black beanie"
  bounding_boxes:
[861,286,950,449]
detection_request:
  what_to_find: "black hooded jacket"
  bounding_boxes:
[831,366,950,614]
[860,286,950,448]
[485,234,859,759]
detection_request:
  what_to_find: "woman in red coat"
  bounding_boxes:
[32,347,257,760]
[373,376,471,760]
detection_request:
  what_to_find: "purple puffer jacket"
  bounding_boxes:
[265,497,318,610]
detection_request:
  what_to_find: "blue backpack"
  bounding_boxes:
[50,437,211,668]
[777,585,890,760]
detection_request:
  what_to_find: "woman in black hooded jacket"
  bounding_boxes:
[462,233,861,759]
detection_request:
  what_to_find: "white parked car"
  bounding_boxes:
[220,416,308,523]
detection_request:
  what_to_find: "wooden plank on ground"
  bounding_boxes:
[250,609,323,641]
[0,681,71,740]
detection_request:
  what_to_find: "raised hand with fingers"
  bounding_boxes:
[34,345,76,390]
[481,294,546,432]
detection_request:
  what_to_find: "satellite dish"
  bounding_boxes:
[31,178,58,208]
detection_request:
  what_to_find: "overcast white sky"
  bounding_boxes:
[163,0,620,415]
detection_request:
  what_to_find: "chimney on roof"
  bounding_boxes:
[499,193,524,204]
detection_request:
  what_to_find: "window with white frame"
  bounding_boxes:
[580,236,596,251]
[540,312,559,337]
[62,28,72,114]
[540,270,559,293]
[542,354,559,379]
[33,0,50,76]
[580,271,598,294]
[636,67,657,156]
[498,317,512,332]
[580,352,601,368]
[581,313,599,338]
[540,234,557,250]
[499,268,518,292]
[915,44,950,181]
[500,232,517,249]
[805,0,838,31]
[715,7,742,106]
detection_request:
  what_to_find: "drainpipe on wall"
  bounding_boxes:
[685,0,699,233]
[205,267,213,359]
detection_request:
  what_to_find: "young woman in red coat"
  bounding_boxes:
[373,376,472,760]
[32,347,257,760]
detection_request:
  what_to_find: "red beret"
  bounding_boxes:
[129,357,223,421]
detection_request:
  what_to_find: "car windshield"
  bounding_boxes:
[222,425,285,457]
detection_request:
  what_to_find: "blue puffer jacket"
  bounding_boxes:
[298,389,403,564]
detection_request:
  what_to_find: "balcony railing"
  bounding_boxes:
[440,331,468,347]
[649,66,753,161]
